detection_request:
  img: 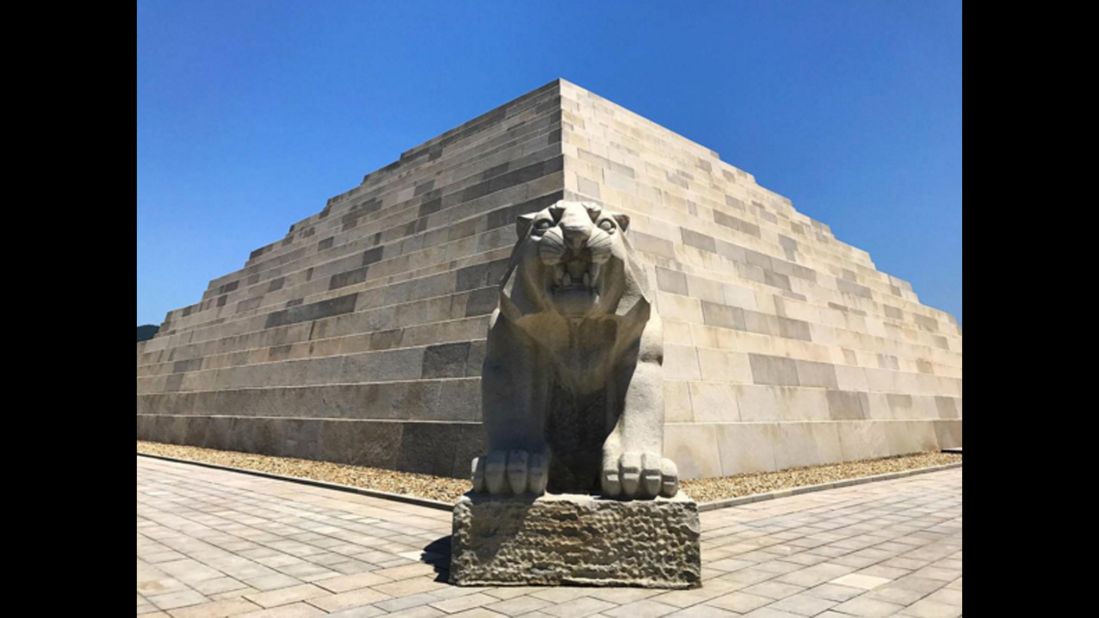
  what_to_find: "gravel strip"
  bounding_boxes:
[681,451,961,502]
[137,441,470,502]
[137,441,960,504]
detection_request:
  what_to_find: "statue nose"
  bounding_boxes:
[562,225,588,250]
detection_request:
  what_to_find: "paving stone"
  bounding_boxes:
[601,599,679,617]
[244,573,302,591]
[862,584,927,606]
[752,560,805,575]
[765,591,838,616]
[911,566,960,581]
[373,562,438,581]
[708,591,774,612]
[741,581,806,600]
[146,588,211,611]
[538,597,617,617]
[482,594,554,615]
[739,608,805,618]
[372,576,446,597]
[483,586,549,600]
[138,457,960,618]
[374,591,440,612]
[316,572,393,593]
[375,606,445,618]
[829,573,892,590]
[645,579,737,608]
[244,583,330,608]
[235,603,329,618]
[139,577,192,597]
[446,609,507,618]
[802,582,864,602]
[854,564,911,580]
[924,587,962,606]
[898,598,962,618]
[665,606,740,617]
[716,568,776,589]
[890,575,949,595]
[708,558,756,573]
[211,587,257,600]
[428,592,496,613]
[587,588,663,604]
[166,598,261,617]
[531,587,600,603]
[309,588,393,612]
[371,606,447,618]
[831,595,906,617]
[190,576,246,595]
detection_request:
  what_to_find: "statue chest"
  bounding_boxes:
[514,314,625,388]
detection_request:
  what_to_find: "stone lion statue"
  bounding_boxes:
[471,199,678,499]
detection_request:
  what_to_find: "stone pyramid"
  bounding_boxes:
[137,79,962,479]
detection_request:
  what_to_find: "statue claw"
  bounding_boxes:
[473,450,549,496]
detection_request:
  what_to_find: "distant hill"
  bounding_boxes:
[137,324,160,342]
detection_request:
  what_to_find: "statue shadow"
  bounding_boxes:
[421,535,452,583]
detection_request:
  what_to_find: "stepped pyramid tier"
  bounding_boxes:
[137,79,961,479]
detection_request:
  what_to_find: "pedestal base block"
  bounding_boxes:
[449,492,701,588]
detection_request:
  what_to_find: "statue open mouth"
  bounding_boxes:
[547,254,603,317]
[550,256,600,291]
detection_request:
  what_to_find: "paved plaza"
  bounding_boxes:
[137,457,962,617]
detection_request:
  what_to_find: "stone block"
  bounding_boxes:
[772,422,842,470]
[689,382,738,422]
[685,274,726,304]
[422,342,471,378]
[774,386,830,421]
[836,421,891,461]
[664,424,722,480]
[795,360,838,388]
[664,381,694,422]
[935,396,959,419]
[885,421,938,455]
[749,354,799,386]
[827,390,869,420]
[655,267,688,295]
[450,493,700,588]
[701,300,746,331]
[697,348,752,384]
[834,365,869,391]
[732,384,781,422]
[722,282,757,309]
[663,345,702,381]
[714,423,777,475]
[656,292,703,323]
[933,420,962,449]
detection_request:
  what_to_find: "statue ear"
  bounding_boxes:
[613,213,630,232]
[516,213,535,238]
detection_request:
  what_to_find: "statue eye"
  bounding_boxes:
[598,219,616,233]
[532,219,553,235]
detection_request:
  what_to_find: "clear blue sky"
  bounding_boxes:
[138,0,961,326]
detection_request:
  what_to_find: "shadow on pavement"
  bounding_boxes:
[422,536,451,583]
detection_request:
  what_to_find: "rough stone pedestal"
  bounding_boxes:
[449,493,701,588]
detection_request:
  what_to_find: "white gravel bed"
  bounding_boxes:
[138,441,960,504]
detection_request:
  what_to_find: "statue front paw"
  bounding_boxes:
[471,450,549,496]
[602,452,678,499]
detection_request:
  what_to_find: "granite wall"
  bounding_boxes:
[137,79,961,479]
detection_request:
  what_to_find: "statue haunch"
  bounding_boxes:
[471,200,678,499]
